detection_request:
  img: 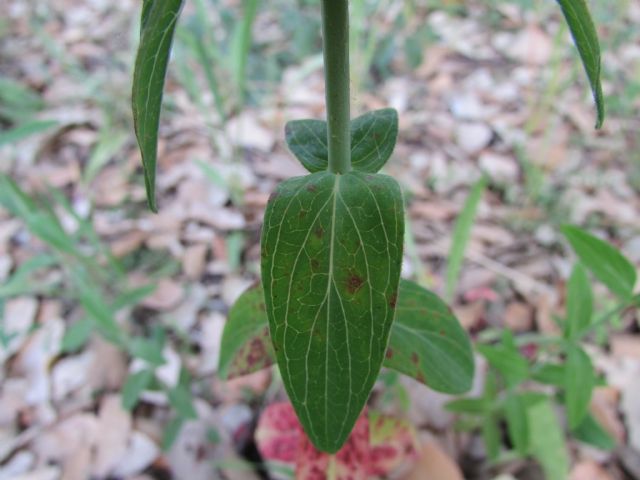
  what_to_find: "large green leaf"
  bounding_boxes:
[285,109,398,174]
[527,397,570,480]
[218,284,274,380]
[261,171,404,452]
[219,279,473,394]
[562,225,637,300]
[564,345,595,429]
[385,279,474,394]
[557,0,605,128]
[132,0,184,212]
[564,263,593,340]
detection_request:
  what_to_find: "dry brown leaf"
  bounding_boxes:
[92,395,132,477]
[569,460,614,480]
[590,387,625,445]
[404,440,463,480]
[182,244,208,280]
[141,278,184,311]
[504,302,533,332]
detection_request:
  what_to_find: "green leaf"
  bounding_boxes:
[505,393,529,455]
[128,337,166,366]
[573,413,616,450]
[132,0,184,212]
[527,397,569,480]
[162,416,185,451]
[564,263,593,339]
[564,345,595,429]
[482,415,501,461]
[219,278,473,392]
[557,0,605,128]
[477,344,529,388]
[261,171,404,453]
[167,384,198,420]
[122,369,154,411]
[531,363,565,387]
[385,279,474,394]
[446,177,487,301]
[0,120,58,147]
[61,319,93,353]
[285,109,398,174]
[218,284,274,379]
[562,225,637,300]
[445,397,487,414]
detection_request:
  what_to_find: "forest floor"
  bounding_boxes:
[1,0,640,479]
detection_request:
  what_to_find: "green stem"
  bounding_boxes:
[321,0,351,174]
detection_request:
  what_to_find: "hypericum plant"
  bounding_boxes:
[132,0,606,457]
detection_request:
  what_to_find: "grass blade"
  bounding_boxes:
[445,177,487,301]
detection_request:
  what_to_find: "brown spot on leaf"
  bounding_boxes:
[306,183,318,193]
[311,258,320,271]
[388,291,398,309]
[346,273,365,294]
[386,348,393,359]
[411,352,419,364]
[314,226,324,239]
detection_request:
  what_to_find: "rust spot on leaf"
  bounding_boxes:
[411,352,419,364]
[311,258,320,271]
[416,372,426,384]
[306,183,318,193]
[385,348,393,359]
[314,226,324,239]
[346,273,365,294]
[388,291,398,309]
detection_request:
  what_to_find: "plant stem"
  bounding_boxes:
[321,0,351,174]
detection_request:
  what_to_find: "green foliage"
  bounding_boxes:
[445,177,487,301]
[564,345,595,430]
[261,171,404,452]
[285,109,398,173]
[562,225,637,300]
[564,263,593,340]
[386,279,474,394]
[127,0,615,459]
[557,0,605,128]
[132,0,184,211]
[219,280,474,395]
[527,397,570,480]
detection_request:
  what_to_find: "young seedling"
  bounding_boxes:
[132,0,606,464]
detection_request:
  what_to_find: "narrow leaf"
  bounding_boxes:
[386,279,474,394]
[167,384,197,420]
[564,263,593,339]
[531,363,565,387]
[0,120,58,146]
[218,284,274,379]
[562,225,636,300]
[261,171,404,452]
[527,397,570,480]
[122,369,154,410]
[61,319,93,353]
[557,0,605,128]
[477,344,529,388]
[446,177,487,301]
[445,398,487,414]
[285,109,398,174]
[505,394,529,455]
[564,345,595,429]
[482,415,501,461]
[573,413,616,450]
[132,0,184,211]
